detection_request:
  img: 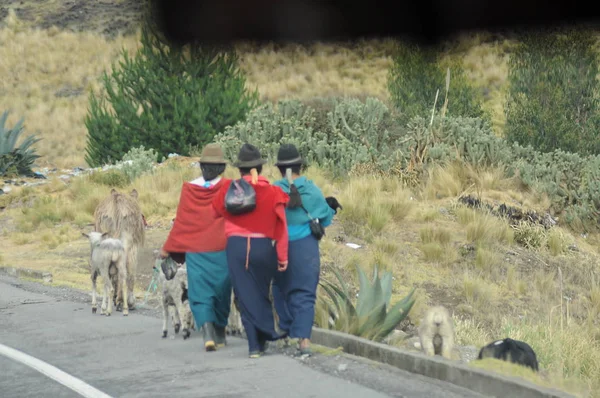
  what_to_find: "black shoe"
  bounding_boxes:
[258,339,269,355]
[202,322,217,352]
[215,325,227,347]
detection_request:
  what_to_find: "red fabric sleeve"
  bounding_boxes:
[274,202,289,263]
[212,180,230,216]
[272,185,290,263]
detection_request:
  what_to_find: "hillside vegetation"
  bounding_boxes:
[1,2,600,396]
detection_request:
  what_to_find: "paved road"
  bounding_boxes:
[0,275,487,398]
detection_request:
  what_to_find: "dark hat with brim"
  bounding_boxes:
[275,143,304,166]
[233,143,267,168]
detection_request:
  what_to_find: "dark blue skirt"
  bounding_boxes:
[226,236,286,350]
[272,234,320,339]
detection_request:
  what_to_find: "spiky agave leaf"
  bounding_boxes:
[15,134,42,154]
[319,279,358,333]
[325,280,357,319]
[319,281,345,316]
[331,266,352,297]
[0,111,25,155]
[355,263,377,318]
[356,267,387,335]
[379,268,394,308]
[328,266,359,331]
[357,301,387,338]
[372,287,417,342]
[0,111,41,177]
[314,286,336,329]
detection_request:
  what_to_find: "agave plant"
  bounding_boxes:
[0,111,41,177]
[316,264,416,342]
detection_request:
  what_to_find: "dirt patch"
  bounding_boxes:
[0,0,144,38]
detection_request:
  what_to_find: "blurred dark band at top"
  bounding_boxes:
[149,0,600,47]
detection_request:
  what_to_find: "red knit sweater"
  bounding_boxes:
[212,175,290,263]
[162,178,230,254]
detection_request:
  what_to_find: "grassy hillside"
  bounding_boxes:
[1,1,600,396]
[0,2,512,168]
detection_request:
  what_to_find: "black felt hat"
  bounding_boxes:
[275,143,304,166]
[233,143,267,168]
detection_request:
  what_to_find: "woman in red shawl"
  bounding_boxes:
[161,143,232,352]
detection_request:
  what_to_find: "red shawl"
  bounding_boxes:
[162,178,230,254]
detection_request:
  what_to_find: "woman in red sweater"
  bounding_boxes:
[212,143,290,358]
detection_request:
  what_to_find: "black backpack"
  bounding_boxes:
[224,178,257,215]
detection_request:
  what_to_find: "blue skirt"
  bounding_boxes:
[272,234,320,339]
[185,251,231,328]
[226,236,286,351]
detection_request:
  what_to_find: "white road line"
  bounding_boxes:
[0,343,113,398]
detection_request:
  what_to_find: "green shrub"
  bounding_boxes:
[84,23,258,167]
[215,97,405,177]
[505,28,600,155]
[388,42,485,124]
[507,145,600,230]
[215,100,321,165]
[0,111,41,177]
[118,145,160,181]
[405,115,512,168]
[217,92,600,231]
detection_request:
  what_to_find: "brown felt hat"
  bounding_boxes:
[199,143,226,164]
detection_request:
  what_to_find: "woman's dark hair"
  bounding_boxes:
[277,164,302,177]
[239,165,262,176]
[276,163,304,209]
[200,163,226,181]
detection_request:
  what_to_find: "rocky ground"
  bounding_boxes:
[0,0,143,37]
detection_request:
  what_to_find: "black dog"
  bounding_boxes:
[477,338,539,372]
[325,196,343,214]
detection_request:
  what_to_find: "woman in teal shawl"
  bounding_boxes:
[271,144,342,356]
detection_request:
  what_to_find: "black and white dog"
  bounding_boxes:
[477,338,539,372]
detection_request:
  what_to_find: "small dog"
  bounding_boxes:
[477,338,539,372]
[418,305,455,359]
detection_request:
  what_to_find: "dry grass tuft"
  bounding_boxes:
[337,176,415,242]
[463,209,514,246]
[460,272,502,312]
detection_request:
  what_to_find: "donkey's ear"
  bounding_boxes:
[110,188,117,195]
[81,232,89,238]
[130,189,138,199]
[101,232,109,239]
